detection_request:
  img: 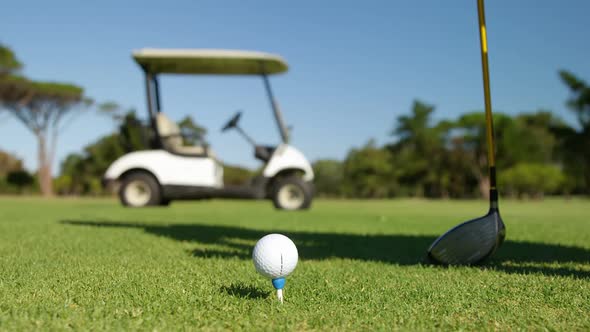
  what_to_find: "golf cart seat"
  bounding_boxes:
[156,113,213,157]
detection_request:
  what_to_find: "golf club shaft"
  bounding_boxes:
[477,0,498,208]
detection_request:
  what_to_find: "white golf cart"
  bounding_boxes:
[103,49,314,210]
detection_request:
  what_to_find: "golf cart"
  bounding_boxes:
[103,49,314,210]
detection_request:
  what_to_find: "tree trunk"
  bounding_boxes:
[478,175,490,200]
[477,153,490,199]
[37,134,54,197]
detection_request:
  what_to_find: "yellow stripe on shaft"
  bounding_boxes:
[481,26,488,53]
[478,0,496,168]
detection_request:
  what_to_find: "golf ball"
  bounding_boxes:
[252,234,298,279]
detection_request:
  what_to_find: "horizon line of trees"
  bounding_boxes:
[314,71,589,199]
[314,106,585,199]
[2,43,589,199]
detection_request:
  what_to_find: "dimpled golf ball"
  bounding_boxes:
[252,234,298,279]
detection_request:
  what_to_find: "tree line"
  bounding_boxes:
[1,43,589,199]
[314,98,588,199]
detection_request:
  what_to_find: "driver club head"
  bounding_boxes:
[427,209,506,265]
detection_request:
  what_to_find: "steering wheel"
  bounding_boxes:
[221,111,242,132]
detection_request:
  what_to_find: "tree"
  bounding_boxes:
[500,163,565,199]
[388,100,449,197]
[97,102,151,151]
[1,77,90,196]
[510,111,561,164]
[0,43,21,75]
[450,112,517,198]
[443,135,481,198]
[57,154,87,195]
[6,170,34,192]
[178,115,207,146]
[0,148,34,194]
[343,140,397,198]
[118,111,150,152]
[58,112,147,195]
[97,101,125,123]
[312,159,344,197]
[457,111,561,167]
[392,100,440,153]
[223,164,254,186]
[0,149,23,177]
[0,44,22,119]
[558,70,590,194]
[560,71,590,129]
[0,44,92,196]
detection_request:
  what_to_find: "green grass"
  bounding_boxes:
[0,197,589,331]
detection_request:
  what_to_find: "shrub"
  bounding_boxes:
[500,163,565,198]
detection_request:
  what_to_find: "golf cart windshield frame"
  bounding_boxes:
[137,50,291,147]
[143,71,162,149]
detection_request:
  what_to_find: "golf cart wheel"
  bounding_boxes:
[119,172,162,207]
[271,176,312,210]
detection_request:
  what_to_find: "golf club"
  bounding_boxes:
[427,0,506,265]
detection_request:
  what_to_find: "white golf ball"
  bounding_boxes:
[252,234,298,279]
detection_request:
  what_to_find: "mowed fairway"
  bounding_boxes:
[0,198,589,330]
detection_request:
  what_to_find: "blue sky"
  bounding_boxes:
[1,0,589,172]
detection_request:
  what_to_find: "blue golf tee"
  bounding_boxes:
[272,277,286,290]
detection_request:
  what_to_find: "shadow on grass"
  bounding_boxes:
[61,220,590,279]
[220,284,268,300]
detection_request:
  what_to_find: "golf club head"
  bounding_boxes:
[427,209,505,265]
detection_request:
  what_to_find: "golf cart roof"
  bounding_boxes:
[132,48,289,75]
